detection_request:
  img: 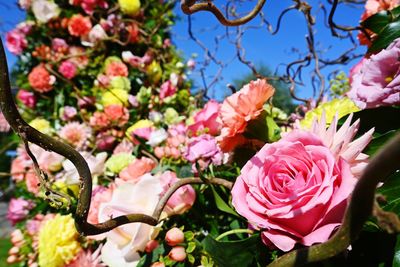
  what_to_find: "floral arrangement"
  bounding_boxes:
[2,0,400,267]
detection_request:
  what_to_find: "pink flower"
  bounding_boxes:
[71,0,109,14]
[104,105,129,126]
[0,112,10,132]
[17,90,36,108]
[349,58,367,85]
[25,171,40,195]
[59,122,91,149]
[165,228,185,247]
[113,139,134,155]
[168,246,186,262]
[7,198,34,225]
[105,61,128,77]
[231,130,358,251]
[159,80,177,99]
[95,132,116,151]
[187,59,196,70]
[65,247,105,267]
[58,61,77,79]
[6,29,27,55]
[159,171,196,215]
[362,0,400,20]
[68,46,89,67]
[61,106,77,121]
[68,14,92,37]
[188,100,221,136]
[184,134,223,171]
[52,38,69,52]
[88,186,113,225]
[28,65,55,93]
[119,157,156,183]
[217,79,275,152]
[90,112,110,129]
[347,38,400,109]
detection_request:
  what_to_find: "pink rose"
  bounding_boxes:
[119,157,156,183]
[231,130,357,251]
[159,80,177,99]
[17,90,37,108]
[6,29,27,55]
[159,171,196,215]
[188,100,221,136]
[58,60,77,79]
[7,198,35,225]
[347,38,400,109]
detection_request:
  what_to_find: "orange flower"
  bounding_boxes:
[68,14,92,37]
[217,79,275,152]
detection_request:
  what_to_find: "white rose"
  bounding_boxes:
[32,0,60,23]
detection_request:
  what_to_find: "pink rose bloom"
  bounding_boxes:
[52,38,69,52]
[231,130,358,251]
[88,186,113,225]
[184,134,223,171]
[104,105,129,126]
[188,100,221,136]
[28,65,55,93]
[58,61,77,79]
[159,171,196,215]
[7,198,35,225]
[68,14,92,37]
[347,38,400,109]
[159,80,177,99]
[105,61,128,77]
[119,157,156,183]
[17,90,37,108]
[60,106,77,121]
[6,29,27,55]
[217,79,275,152]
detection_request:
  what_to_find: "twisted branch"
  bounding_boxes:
[268,132,400,267]
[0,37,232,236]
[181,0,266,26]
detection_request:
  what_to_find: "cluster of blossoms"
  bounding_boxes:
[4,0,399,266]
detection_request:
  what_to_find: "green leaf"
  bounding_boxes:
[377,171,400,214]
[369,20,400,52]
[210,186,240,218]
[266,116,281,142]
[362,10,391,33]
[202,234,261,267]
[365,130,400,156]
[393,234,400,267]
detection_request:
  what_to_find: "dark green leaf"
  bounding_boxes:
[210,186,240,217]
[377,171,400,214]
[365,130,400,156]
[362,11,391,33]
[202,234,261,267]
[393,234,400,267]
[369,21,400,52]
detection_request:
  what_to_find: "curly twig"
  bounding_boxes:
[268,132,400,267]
[181,0,266,26]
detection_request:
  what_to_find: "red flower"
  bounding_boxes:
[68,14,92,37]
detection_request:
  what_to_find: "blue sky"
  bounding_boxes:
[0,0,366,101]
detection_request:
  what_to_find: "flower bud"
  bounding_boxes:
[145,240,159,253]
[151,262,165,267]
[165,227,184,246]
[168,246,186,262]
[7,255,17,264]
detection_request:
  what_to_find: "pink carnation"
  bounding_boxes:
[217,79,275,152]
[7,198,35,225]
[58,61,77,79]
[59,122,91,149]
[232,130,357,251]
[119,157,157,183]
[184,134,223,171]
[68,14,92,37]
[159,171,196,215]
[17,90,37,108]
[28,65,55,93]
[105,61,128,77]
[348,38,400,109]
[6,29,27,55]
[159,80,177,99]
[104,105,129,126]
[188,100,221,136]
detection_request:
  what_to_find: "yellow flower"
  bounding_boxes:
[119,0,141,16]
[300,97,360,129]
[53,180,79,197]
[38,214,81,267]
[146,61,162,83]
[101,88,129,106]
[29,118,52,134]
[126,119,153,139]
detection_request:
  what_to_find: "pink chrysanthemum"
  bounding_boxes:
[306,112,374,177]
[65,246,105,267]
[59,122,91,149]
